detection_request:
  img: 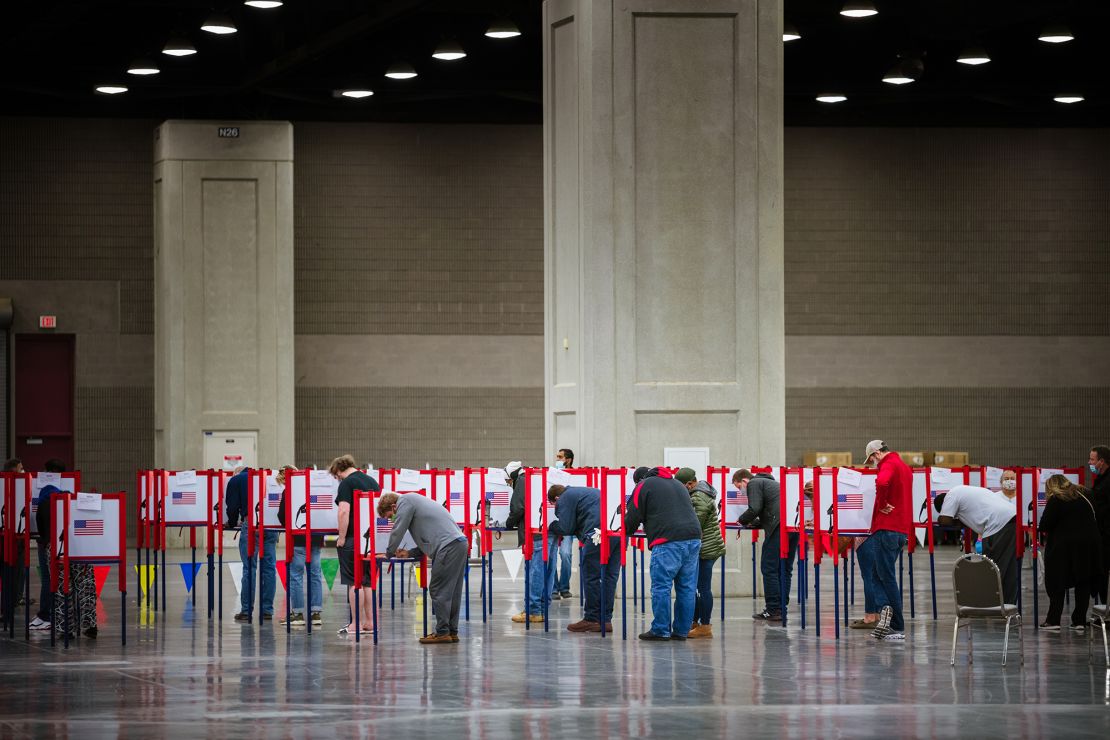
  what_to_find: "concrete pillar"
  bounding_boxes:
[153,120,295,471]
[543,0,785,466]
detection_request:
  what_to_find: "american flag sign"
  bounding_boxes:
[487,491,510,506]
[267,493,281,508]
[310,494,333,510]
[172,491,196,505]
[837,493,864,510]
[450,491,463,502]
[376,517,392,535]
[74,520,104,536]
[726,489,748,505]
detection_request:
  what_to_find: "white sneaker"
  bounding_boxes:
[29,617,51,631]
[871,606,893,640]
[883,632,905,641]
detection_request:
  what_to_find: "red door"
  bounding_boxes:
[14,334,75,471]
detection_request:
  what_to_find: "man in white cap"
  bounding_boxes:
[503,461,558,623]
[855,440,913,641]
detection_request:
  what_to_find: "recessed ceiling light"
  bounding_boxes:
[783,23,801,42]
[816,94,847,103]
[244,0,283,7]
[882,61,916,85]
[127,58,160,75]
[162,36,197,56]
[201,13,237,35]
[840,2,878,18]
[1038,24,1073,43]
[432,40,466,61]
[385,62,418,80]
[485,19,521,39]
[338,89,374,99]
[95,85,128,95]
[957,46,990,65]
[1054,95,1084,104]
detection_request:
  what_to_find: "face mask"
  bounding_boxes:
[554,461,565,469]
[1002,480,1016,491]
[1093,464,1101,475]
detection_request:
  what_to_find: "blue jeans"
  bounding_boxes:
[857,530,906,631]
[289,544,323,614]
[239,527,280,615]
[555,536,574,593]
[582,536,622,623]
[761,525,798,614]
[854,537,880,614]
[525,537,559,614]
[648,539,701,637]
[695,558,716,625]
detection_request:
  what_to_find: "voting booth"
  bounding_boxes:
[51,491,128,647]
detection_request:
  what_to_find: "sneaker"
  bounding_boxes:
[567,619,599,633]
[550,592,562,601]
[311,612,323,626]
[83,626,98,639]
[753,609,782,621]
[1039,622,1061,632]
[560,590,573,599]
[638,630,670,641]
[29,617,51,631]
[1069,624,1086,633]
[688,624,713,639]
[234,612,252,623]
[882,632,905,642]
[419,633,455,644]
[280,612,306,627]
[670,632,688,640]
[871,606,893,640]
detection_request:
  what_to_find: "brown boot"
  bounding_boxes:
[419,633,455,644]
[688,624,713,639]
[586,621,613,633]
[568,619,599,633]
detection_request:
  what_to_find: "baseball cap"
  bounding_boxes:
[863,440,885,462]
[675,468,697,484]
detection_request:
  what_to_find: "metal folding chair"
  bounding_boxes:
[951,553,1023,666]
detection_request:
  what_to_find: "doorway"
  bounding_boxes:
[14,333,75,470]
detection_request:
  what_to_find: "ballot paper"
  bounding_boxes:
[174,470,198,486]
[985,466,1004,490]
[76,492,102,512]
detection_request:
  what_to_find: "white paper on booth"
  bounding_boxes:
[985,466,1004,490]
[398,468,423,487]
[309,470,333,486]
[38,472,62,486]
[76,492,102,511]
[485,469,508,487]
[930,468,952,487]
[175,470,198,486]
[1039,468,1064,481]
[266,474,284,495]
[837,468,862,489]
[547,468,573,487]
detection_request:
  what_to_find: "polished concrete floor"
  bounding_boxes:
[2,546,1109,739]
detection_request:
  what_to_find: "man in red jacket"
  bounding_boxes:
[857,440,912,641]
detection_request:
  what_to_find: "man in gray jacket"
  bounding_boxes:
[735,469,799,621]
[379,492,469,644]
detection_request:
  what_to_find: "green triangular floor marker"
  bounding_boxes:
[320,558,339,591]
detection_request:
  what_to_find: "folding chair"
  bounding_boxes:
[951,553,1023,666]
[1089,573,1109,665]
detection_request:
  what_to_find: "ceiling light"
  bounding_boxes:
[385,62,418,80]
[840,2,878,18]
[244,0,283,7]
[127,58,160,75]
[95,85,128,95]
[816,94,847,103]
[1038,25,1073,43]
[957,46,990,65]
[485,19,521,39]
[783,23,801,42]
[338,89,374,99]
[162,36,197,56]
[201,13,237,35]
[432,40,466,61]
[1054,95,1084,104]
[882,62,915,85]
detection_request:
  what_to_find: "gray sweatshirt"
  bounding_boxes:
[386,493,466,561]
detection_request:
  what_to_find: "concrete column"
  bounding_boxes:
[153,120,295,471]
[543,0,784,466]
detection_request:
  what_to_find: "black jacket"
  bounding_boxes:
[504,472,542,547]
[738,474,780,531]
[624,468,701,549]
[1040,492,1103,591]
[1091,470,1110,563]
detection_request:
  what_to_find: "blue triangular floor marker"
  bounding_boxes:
[179,562,203,593]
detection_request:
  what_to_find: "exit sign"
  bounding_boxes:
[39,315,57,329]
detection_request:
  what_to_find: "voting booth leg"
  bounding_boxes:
[524,561,531,631]
[24,567,31,639]
[833,562,841,639]
[354,586,360,644]
[752,538,757,605]
[779,559,787,628]
[464,563,470,622]
[544,559,551,634]
[400,563,405,604]
[579,549,585,608]
[480,555,487,624]
[908,551,916,618]
[372,588,379,645]
[63,588,70,649]
[423,586,428,637]
[850,548,856,606]
[599,562,607,638]
[121,590,127,646]
[929,552,938,620]
[191,547,197,608]
[843,562,849,626]
[161,548,167,615]
[150,548,157,612]
[218,552,224,622]
[285,574,292,635]
[621,564,627,641]
[640,549,646,615]
[798,558,806,631]
[1016,557,1023,614]
[305,558,312,636]
[257,554,264,627]
[631,550,638,608]
[720,552,726,622]
[207,553,214,619]
[1032,555,1039,631]
[814,563,821,637]
[135,546,142,614]
[390,568,396,611]
[378,569,383,610]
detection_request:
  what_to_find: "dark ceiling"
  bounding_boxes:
[1,0,1106,126]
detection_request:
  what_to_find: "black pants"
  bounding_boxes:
[761,525,798,614]
[581,536,621,624]
[1046,584,1089,627]
[982,518,1019,605]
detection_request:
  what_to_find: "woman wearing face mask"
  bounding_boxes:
[1038,474,1102,631]
[999,470,1018,500]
